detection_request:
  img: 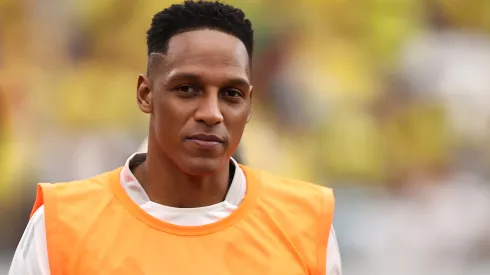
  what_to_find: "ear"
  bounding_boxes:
[247,86,253,123]
[137,74,152,114]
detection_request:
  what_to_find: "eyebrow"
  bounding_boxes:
[166,72,251,87]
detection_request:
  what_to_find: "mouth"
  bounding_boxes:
[185,134,225,150]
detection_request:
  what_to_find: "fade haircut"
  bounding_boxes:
[146,0,254,74]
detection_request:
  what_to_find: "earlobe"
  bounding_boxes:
[137,74,152,114]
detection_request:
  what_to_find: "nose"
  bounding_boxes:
[194,92,224,126]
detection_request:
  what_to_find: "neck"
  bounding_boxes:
[133,148,232,208]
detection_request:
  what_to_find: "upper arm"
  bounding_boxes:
[326,226,342,275]
[8,205,50,275]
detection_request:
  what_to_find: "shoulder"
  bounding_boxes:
[241,165,334,221]
[31,167,123,217]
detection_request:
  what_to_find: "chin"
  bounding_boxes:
[178,156,228,176]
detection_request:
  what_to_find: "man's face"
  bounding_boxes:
[137,29,252,176]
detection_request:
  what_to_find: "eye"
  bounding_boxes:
[222,88,243,98]
[175,85,199,97]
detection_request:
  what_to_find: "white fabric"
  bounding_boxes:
[9,154,341,275]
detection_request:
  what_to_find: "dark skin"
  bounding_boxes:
[133,29,252,208]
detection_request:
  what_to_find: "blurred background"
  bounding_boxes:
[1,0,490,274]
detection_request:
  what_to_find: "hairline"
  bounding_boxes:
[146,28,252,77]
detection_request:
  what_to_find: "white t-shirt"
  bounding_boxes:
[9,154,341,275]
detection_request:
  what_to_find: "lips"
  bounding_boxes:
[187,134,224,143]
[185,133,225,150]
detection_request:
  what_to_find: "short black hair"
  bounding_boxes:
[147,0,254,59]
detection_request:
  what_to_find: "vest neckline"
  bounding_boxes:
[109,164,260,236]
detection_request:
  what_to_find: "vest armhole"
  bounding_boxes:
[30,183,51,219]
[317,187,335,275]
[33,182,64,275]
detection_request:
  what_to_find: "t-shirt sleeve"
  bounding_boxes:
[326,226,342,275]
[8,205,51,275]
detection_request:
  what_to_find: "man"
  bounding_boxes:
[9,1,341,274]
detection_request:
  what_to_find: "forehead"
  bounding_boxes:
[160,29,250,82]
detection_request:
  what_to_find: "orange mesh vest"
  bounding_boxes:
[31,165,335,275]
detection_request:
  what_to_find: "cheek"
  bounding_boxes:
[153,97,188,140]
[225,108,249,139]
